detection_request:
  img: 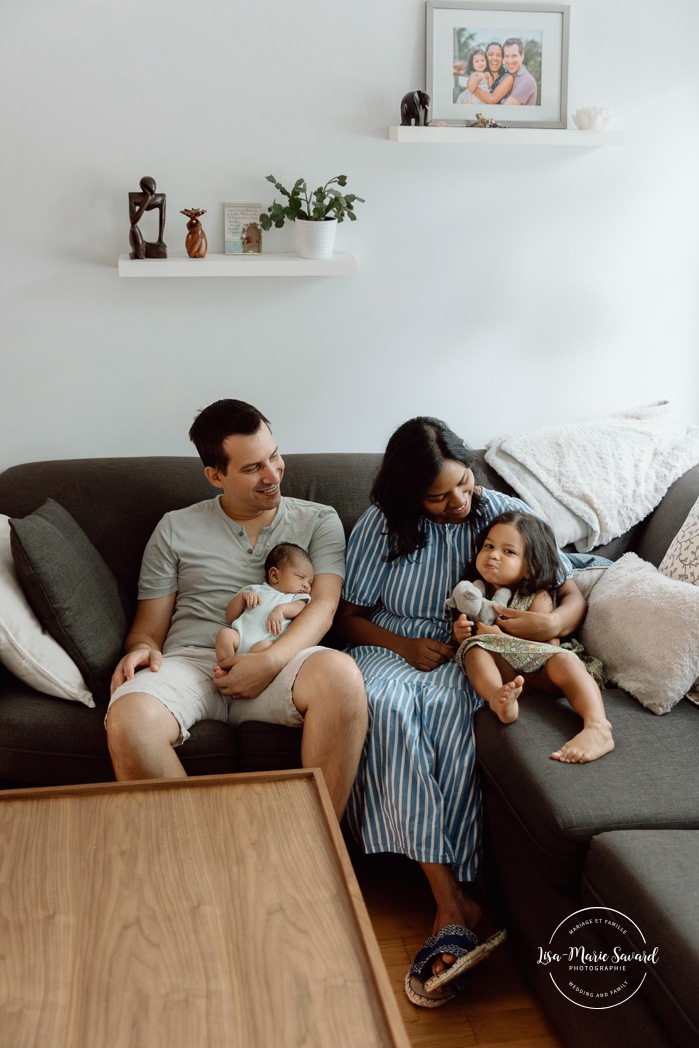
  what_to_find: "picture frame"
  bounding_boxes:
[224,202,262,254]
[426,2,570,128]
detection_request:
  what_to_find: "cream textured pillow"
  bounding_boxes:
[580,552,699,715]
[659,495,699,703]
[0,515,94,706]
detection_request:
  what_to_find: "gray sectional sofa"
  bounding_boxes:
[1,452,697,1048]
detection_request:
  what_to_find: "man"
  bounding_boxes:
[502,37,537,106]
[106,399,368,819]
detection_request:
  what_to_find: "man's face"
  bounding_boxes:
[503,45,523,74]
[207,423,285,517]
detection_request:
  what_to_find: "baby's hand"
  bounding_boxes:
[452,613,474,646]
[242,590,262,608]
[476,622,502,636]
[267,609,285,635]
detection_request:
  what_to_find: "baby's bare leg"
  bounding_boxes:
[215,626,240,669]
[249,638,274,653]
[543,652,614,763]
[463,647,524,724]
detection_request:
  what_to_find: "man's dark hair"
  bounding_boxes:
[264,542,313,578]
[371,416,481,562]
[189,399,270,473]
[503,36,524,54]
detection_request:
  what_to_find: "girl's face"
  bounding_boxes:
[472,51,487,72]
[421,460,475,525]
[476,522,528,589]
[486,45,503,71]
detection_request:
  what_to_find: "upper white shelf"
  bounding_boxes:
[388,126,624,146]
[118,252,357,277]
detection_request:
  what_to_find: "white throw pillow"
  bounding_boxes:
[658,496,699,704]
[572,566,608,600]
[0,515,94,705]
[580,552,699,715]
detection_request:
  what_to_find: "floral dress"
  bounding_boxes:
[454,588,605,685]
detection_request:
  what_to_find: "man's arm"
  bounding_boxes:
[110,593,176,693]
[214,573,341,698]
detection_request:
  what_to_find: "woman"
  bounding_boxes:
[474,41,513,104]
[334,418,585,1007]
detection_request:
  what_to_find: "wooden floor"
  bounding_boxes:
[353,851,564,1048]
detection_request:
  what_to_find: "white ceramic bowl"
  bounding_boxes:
[571,106,616,131]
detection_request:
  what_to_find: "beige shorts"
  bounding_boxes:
[107,645,324,745]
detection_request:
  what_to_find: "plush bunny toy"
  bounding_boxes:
[445,579,512,627]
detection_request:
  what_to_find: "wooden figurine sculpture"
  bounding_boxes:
[400,90,430,126]
[181,208,208,258]
[128,176,167,259]
[241,221,262,254]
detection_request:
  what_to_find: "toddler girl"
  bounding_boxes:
[456,48,493,104]
[454,511,614,763]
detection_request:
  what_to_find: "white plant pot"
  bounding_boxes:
[295,218,338,260]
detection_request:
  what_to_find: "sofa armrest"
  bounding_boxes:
[635,463,699,566]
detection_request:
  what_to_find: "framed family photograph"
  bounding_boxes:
[426,2,570,128]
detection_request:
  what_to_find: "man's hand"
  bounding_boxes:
[396,636,454,672]
[110,647,162,693]
[213,650,283,699]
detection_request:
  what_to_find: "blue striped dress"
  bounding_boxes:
[342,488,535,881]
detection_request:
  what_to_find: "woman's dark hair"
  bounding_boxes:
[485,40,504,74]
[189,399,270,473]
[371,416,481,561]
[475,510,562,596]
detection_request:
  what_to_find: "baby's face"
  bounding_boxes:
[272,558,314,594]
[472,52,487,72]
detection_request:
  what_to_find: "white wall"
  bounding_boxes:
[2,0,698,469]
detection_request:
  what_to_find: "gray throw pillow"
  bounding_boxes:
[9,499,127,703]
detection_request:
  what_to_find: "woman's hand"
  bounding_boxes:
[492,604,558,642]
[396,636,454,671]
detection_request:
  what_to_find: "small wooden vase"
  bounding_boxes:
[181,208,208,258]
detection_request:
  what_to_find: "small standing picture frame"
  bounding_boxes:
[426,1,570,128]
[224,202,263,254]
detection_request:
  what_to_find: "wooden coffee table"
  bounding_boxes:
[1,770,409,1048]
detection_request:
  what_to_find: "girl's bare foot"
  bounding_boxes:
[552,720,614,763]
[487,676,524,724]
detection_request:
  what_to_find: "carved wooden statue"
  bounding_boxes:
[400,90,431,126]
[128,176,167,259]
[181,208,208,258]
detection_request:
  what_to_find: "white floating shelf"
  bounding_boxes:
[118,252,357,277]
[388,126,624,146]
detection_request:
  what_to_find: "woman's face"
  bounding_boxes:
[472,51,487,72]
[421,460,475,525]
[486,44,503,72]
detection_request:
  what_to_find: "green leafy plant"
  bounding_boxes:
[259,174,365,230]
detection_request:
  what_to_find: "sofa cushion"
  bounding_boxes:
[581,552,699,714]
[9,500,127,704]
[0,516,93,706]
[475,688,699,890]
[582,830,699,1048]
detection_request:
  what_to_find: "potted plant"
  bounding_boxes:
[259,174,364,259]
